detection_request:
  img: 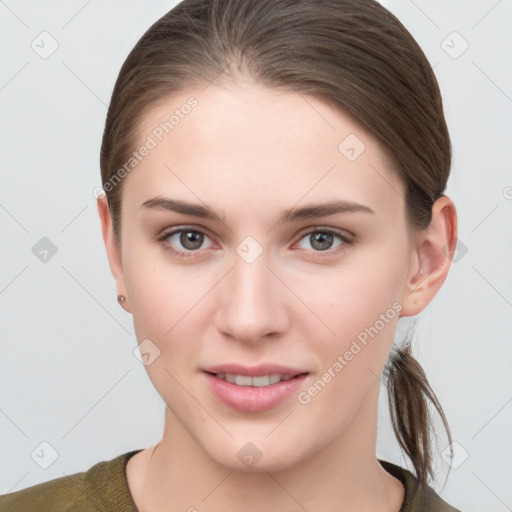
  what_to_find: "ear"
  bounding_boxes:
[400,195,458,317]
[97,194,132,313]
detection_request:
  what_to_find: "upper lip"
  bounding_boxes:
[203,363,308,377]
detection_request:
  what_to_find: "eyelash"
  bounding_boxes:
[156,226,354,259]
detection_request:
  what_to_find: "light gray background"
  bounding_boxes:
[1,1,511,511]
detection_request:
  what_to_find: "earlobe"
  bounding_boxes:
[96,195,132,313]
[400,196,458,317]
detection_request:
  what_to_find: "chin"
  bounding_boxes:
[200,434,315,474]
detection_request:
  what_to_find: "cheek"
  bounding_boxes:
[124,242,212,338]
[312,242,406,315]
[294,269,403,425]
[299,237,409,368]
[124,250,212,408]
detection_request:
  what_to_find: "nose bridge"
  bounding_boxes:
[217,243,286,342]
[232,249,271,304]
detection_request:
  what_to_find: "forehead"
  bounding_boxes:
[124,83,406,224]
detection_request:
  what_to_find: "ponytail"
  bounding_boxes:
[385,334,453,487]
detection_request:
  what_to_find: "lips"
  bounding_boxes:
[203,363,307,377]
[202,363,309,412]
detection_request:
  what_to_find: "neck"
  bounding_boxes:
[138,384,404,512]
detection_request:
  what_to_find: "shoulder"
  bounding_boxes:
[378,459,462,512]
[0,450,141,512]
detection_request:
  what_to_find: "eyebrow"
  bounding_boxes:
[141,196,375,225]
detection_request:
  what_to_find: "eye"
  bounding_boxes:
[158,227,214,257]
[295,228,352,256]
[157,226,353,259]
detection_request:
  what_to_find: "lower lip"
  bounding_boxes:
[203,372,308,412]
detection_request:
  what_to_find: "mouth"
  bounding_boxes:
[205,371,307,387]
[202,365,309,412]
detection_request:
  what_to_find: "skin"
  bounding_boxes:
[97,82,457,512]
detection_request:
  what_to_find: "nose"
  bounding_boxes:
[215,249,290,344]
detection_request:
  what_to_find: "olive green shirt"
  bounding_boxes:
[0,450,461,511]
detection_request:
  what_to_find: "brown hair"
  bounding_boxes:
[100,0,453,487]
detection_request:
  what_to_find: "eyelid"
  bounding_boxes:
[295,225,354,240]
[156,224,214,241]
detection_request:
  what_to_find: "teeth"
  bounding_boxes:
[269,373,281,385]
[235,375,252,386]
[217,373,296,387]
[251,375,270,387]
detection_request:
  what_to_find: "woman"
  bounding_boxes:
[0,0,461,510]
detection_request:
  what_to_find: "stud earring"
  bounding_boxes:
[117,294,129,311]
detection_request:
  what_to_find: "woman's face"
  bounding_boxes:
[110,83,420,471]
